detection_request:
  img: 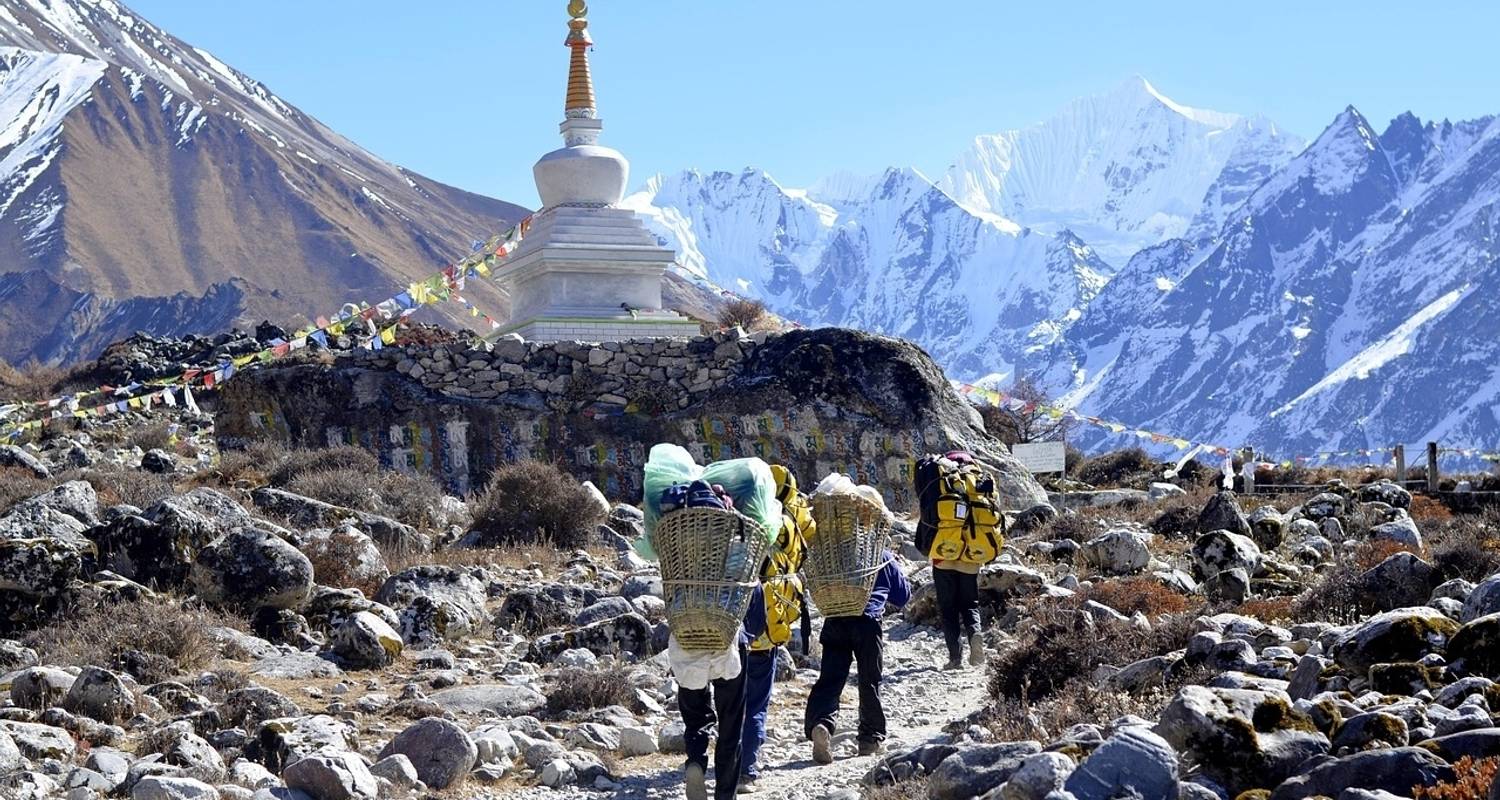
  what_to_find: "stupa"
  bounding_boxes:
[494,0,700,342]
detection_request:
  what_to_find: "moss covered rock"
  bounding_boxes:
[1329,607,1459,675]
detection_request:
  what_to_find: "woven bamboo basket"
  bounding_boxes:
[805,493,893,617]
[654,506,773,653]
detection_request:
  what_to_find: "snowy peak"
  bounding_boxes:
[938,77,1303,264]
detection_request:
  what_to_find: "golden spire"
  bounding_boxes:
[564,0,595,116]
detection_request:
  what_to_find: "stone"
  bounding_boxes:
[0,719,76,761]
[1302,493,1347,520]
[63,666,135,724]
[299,527,389,594]
[250,488,426,554]
[1330,607,1460,674]
[926,741,1041,800]
[131,777,220,800]
[378,717,477,790]
[530,611,655,661]
[1267,747,1454,800]
[1149,482,1187,500]
[282,752,378,800]
[540,758,575,789]
[999,752,1074,800]
[1081,530,1152,575]
[574,596,635,627]
[1191,530,1262,581]
[249,652,342,680]
[368,754,421,792]
[1199,491,1252,538]
[1358,553,1436,612]
[0,445,50,478]
[1331,712,1409,753]
[1062,727,1177,800]
[331,611,403,669]
[617,725,658,757]
[428,685,546,717]
[374,566,487,644]
[11,481,99,527]
[1203,568,1251,604]
[0,729,22,773]
[1369,513,1423,550]
[1448,613,1500,677]
[191,528,315,612]
[1154,686,1328,794]
[1360,481,1412,510]
[1418,728,1500,761]
[156,725,226,783]
[1463,574,1500,622]
[140,449,177,474]
[0,535,86,601]
[221,687,302,732]
[225,762,278,791]
[254,715,360,773]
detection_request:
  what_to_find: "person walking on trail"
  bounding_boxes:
[914,451,1005,670]
[677,587,766,800]
[803,551,910,764]
[739,465,813,793]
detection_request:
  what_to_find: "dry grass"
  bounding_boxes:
[862,780,931,800]
[1412,756,1499,800]
[544,666,635,717]
[207,443,445,529]
[1084,577,1194,619]
[470,461,605,550]
[985,678,1171,745]
[384,541,608,575]
[1426,511,1500,583]
[22,597,245,683]
[716,297,768,333]
[1074,448,1158,489]
[1237,596,1297,624]
[0,358,71,401]
[71,464,177,509]
[989,604,1196,703]
[1289,561,1366,625]
[1355,539,1426,571]
[0,466,54,514]
[1408,494,1454,522]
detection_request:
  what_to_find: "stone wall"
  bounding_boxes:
[215,328,1050,513]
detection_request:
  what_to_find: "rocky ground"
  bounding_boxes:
[2,397,1500,800]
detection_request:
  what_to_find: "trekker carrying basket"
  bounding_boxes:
[914,450,1005,670]
[801,475,911,765]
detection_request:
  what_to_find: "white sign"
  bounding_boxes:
[1012,441,1067,474]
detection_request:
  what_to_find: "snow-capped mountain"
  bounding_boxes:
[0,0,531,365]
[938,77,1304,264]
[1046,106,1500,457]
[625,166,1113,378]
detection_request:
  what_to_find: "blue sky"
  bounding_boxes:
[129,0,1498,209]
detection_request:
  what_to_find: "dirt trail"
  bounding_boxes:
[618,622,992,800]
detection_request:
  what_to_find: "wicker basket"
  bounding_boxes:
[805,493,893,617]
[654,506,773,653]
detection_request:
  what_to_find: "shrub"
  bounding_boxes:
[988,604,1195,703]
[124,420,176,453]
[979,375,1072,447]
[1412,756,1499,800]
[1427,512,1500,583]
[544,666,634,717]
[1085,577,1193,619]
[1237,596,1296,623]
[72,464,176,509]
[470,461,605,549]
[1149,503,1200,539]
[1355,539,1424,571]
[1408,494,1453,522]
[1289,561,1366,625]
[986,678,1163,744]
[863,780,931,800]
[0,358,69,401]
[716,298,768,332]
[0,467,53,514]
[266,445,380,487]
[23,598,243,683]
[1075,448,1157,488]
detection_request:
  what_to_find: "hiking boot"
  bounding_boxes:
[685,762,707,800]
[737,776,758,794]
[858,739,882,756]
[810,724,834,765]
[943,656,965,671]
[968,632,987,667]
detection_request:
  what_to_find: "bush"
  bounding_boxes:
[0,358,69,401]
[863,780,931,800]
[1412,756,1499,800]
[1408,494,1454,522]
[72,464,176,509]
[544,666,634,717]
[470,461,605,549]
[986,679,1164,744]
[1289,561,1366,625]
[23,597,243,683]
[716,298,768,332]
[988,604,1195,703]
[1085,577,1193,619]
[1075,448,1157,488]
[266,445,380,487]
[1427,512,1500,583]
[0,467,53,514]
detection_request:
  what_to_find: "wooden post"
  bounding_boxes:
[1427,442,1440,493]
[1242,447,1256,495]
[1394,445,1406,486]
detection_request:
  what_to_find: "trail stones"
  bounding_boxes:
[191,528,314,612]
[379,717,477,790]
[1081,530,1152,575]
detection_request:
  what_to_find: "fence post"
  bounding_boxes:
[1241,447,1256,495]
[1427,442,1440,493]
[1394,445,1406,485]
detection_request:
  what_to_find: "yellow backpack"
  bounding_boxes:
[754,466,813,651]
[928,462,1004,565]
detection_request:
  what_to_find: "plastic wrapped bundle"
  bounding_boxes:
[637,444,780,560]
[805,473,894,617]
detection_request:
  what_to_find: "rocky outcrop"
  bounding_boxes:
[217,328,1050,510]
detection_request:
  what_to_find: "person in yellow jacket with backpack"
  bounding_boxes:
[914,451,1004,670]
[737,464,812,793]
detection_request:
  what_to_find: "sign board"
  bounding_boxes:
[1012,441,1067,474]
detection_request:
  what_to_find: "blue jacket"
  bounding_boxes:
[864,552,911,619]
[741,585,767,647]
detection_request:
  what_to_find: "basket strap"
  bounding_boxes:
[804,556,894,583]
[663,578,761,590]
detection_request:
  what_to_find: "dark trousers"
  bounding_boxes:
[934,567,981,661]
[803,616,886,743]
[679,644,749,800]
[739,650,776,779]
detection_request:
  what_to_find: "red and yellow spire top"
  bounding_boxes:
[564,0,595,117]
